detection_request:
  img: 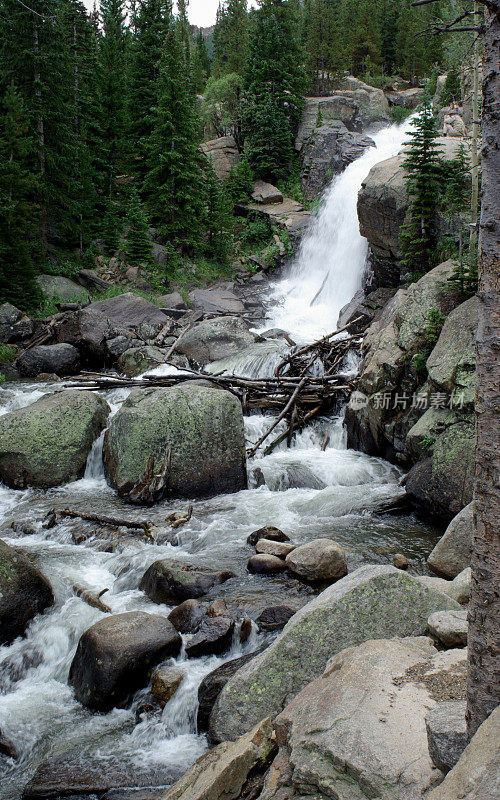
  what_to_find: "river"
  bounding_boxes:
[0,116,439,799]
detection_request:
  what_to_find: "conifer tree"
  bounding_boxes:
[177,0,191,63]
[305,0,341,94]
[192,30,211,92]
[400,100,443,274]
[143,20,204,251]
[125,187,152,265]
[0,82,40,310]
[243,0,306,181]
[101,200,121,255]
[202,161,235,263]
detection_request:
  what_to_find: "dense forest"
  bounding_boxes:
[0,0,467,312]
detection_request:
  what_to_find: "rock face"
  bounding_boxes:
[16,343,80,377]
[177,317,256,366]
[426,705,500,800]
[271,638,467,800]
[358,137,469,287]
[140,560,235,604]
[337,287,396,333]
[69,612,182,711]
[103,385,247,500]
[426,701,468,773]
[200,136,239,182]
[0,303,33,343]
[0,390,109,489]
[36,274,90,304]
[300,120,374,198]
[386,86,425,109]
[285,539,347,583]
[210,565,459,742]
[251,182,283,204]
[428,502,473,578]
[159,718,276,800]
[116,345,171,378]
[0,539,54,645]
[188,288,245,315]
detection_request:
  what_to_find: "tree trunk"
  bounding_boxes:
[469,0,481,255]
[466,0,500,739]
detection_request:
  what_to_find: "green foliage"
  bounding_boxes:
[213,0,249,77]
[390,105,413,124]
[400,100,444,274]
[226,157,254,203]
[192,30,211,93]
[202,73,244,142]
[448,252,478,297]
[427,65,439,98]
[101,201,121,255]
[99,0,128,198]
[0,344,17,364]
[240,215,273,248]
[440,67,461,106]
[202,161,235,263]
[124,188,152,265]
[411,307,445,375]
[421,434,436,451]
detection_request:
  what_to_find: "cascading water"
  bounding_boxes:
[269,119,415,342]
[0,117,437,800]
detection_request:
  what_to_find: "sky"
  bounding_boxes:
[84,1,259,28]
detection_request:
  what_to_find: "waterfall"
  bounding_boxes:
[268,118,414,342]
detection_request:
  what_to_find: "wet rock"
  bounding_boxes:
[426,701,468,773]
[0,539,54,645]
[160,718,276,800]
[274,463,326,491]
[0,728,17,760]
[0,302,33,343]
[0,390,109,490]
[197,646,268,732]
[239,618,252,643]
[427,503,473,578]
[210,565,460,742]
[393,553,409,569]
[103,385,247,501]
[151,666,185,706]
[188,289,244,315]
[176,316,256,366]
[247,554,287,575]
[207,599,229,617]
[255,605,296,631]
[300,120,374,198]
[285,539,347,583]
[36,274,90,304]
[168,599,206,633]
[448,568,471,605]
[16,343,80,378]
[255,539,295,559]
[426,705,500,800]
[272,638,467,800]
[141,560,235,605]
[69,611,182,711]
[428,609,468,648]
[246,526,289,547]
[185,617,235,658]
[116,346,168,378]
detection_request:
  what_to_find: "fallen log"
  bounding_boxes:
[53,508,153,536]
[73,584,112,613]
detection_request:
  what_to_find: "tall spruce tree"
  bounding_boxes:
[192,30,211,92]
[400,100,443,274]
[0,81,40,310]
[243,0,306,181]
[125,187,152,265]
[305,0,341,94]
[143,20,204,251]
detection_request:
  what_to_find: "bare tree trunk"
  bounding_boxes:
[466,0,500,739]
[469,0,481,255]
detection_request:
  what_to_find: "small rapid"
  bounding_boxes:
[0,117,437,800]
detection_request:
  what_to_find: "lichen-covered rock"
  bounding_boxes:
[176,317,256,366]
[103,385,247,500]
[427,503,473,578]
[36,274,90,304]
[271,638,467,800]
[16,343,80,378]
[427,705,500,800]
[116,345,170,377]
[0,391,109,489]
[427,296,479,405]
[0,539,54,645]
[210,565,459,742]
[69,612,182,711]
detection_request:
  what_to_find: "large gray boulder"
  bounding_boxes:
[271,638,467,800]
[427,503,473,578]
[285,539,347,583]
[428,609,468,648]
[177,316,256,366]
[200,136,240,182]
[427,705,500,800]
[426,701,468,773]
[0,391,109,489]
[0,302,33,343]
[36,274,90,304]
[210,565,460,742]
[116,345,170,377]
[140,560,235,605]
[0,539,54,645]
[16,343,80,378]
[69,611,182,711]
[188,288,245,315]
[103,385,247,500]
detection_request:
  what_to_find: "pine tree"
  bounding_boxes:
[98,0,128,199]
[192,30,211,93]
[400,100,444,274]
[177,0,191,63]
[305,0,341,94]
[0,82,40,310]
[125,187,152,265]
[202,161,235,263]
[128,0,171,184]
[101,200,121,255]
[396,0,444,82]
[143,20,205,250]
[243,0,306,181]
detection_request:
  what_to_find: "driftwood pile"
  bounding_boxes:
[66,325,361,457]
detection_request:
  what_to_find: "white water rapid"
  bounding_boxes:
[269,119,414,341]
[0,117,437,800]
